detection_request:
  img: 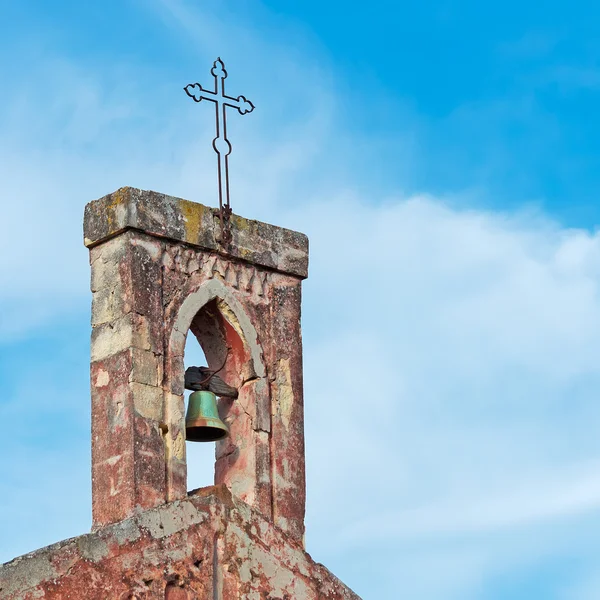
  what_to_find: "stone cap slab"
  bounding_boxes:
[83,187,309,279]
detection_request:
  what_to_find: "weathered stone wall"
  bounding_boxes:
[0,486,360,600]
[85,188,308,544]
[0,188,362,598]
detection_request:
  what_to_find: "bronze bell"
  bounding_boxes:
[185,390,229,442]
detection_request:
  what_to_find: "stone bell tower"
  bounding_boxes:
[86,186,307,541]
[0,187,360,600]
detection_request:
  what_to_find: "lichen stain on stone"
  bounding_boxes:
[275,358,294,430]
[216,298,245,343]
[180,200,207,243]
[230,214,250,232]
[237,246,253,261]
[105,188,128,231]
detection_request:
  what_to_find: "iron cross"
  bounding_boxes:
[184,58,255,246]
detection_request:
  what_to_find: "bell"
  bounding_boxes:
[185,390,229,442]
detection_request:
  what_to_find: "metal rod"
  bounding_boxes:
[184,58,255,247]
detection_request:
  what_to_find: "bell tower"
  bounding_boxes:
[1,185,360,599]
[85,186,308,544]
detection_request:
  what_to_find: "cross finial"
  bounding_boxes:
[184,58,255,246]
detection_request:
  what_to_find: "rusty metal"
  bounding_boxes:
[185,390,229,442]
[184,58,255,247]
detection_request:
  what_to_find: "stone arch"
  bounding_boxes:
[164,277,267,500]
[169,278,265,380]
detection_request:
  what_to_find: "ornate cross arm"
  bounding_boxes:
[184,58,255,246]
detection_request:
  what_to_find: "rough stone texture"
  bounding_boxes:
[89,232,167,526]
[83,187,308,279]
[0,486,360,599]
[0,187,360,598]
[86,188,309,545]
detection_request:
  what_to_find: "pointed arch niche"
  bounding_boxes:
[166,278,266,501]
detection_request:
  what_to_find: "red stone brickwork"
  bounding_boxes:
[0,187,361,599]
[84,188,308,544]
[0,485,360,599]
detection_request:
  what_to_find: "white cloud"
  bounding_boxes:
[297,196,600,597]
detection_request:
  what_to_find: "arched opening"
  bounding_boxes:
[183,333,214,491]
[167,278,266,502]
[183,298,252,492]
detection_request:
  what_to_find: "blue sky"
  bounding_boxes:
[2,1,600,598]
